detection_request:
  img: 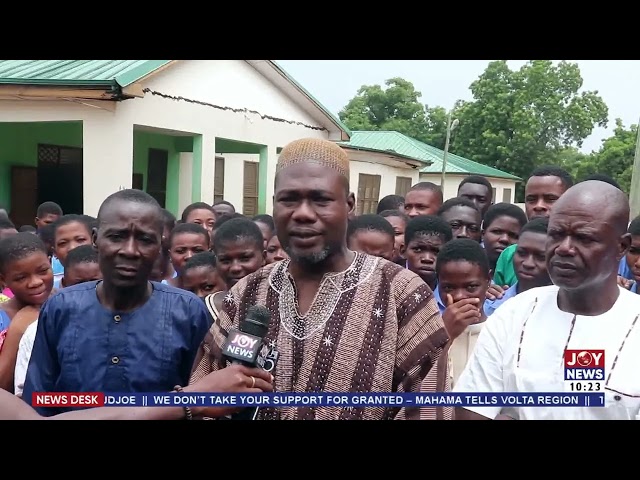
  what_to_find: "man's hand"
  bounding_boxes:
[442,294,481,340]
[184,364,274,418]
[485,284,508,301]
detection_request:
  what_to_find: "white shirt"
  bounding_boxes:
[449,322,484,387]
[454,285,640,420]
[14,320,38,398]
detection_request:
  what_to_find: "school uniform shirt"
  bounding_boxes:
[22,281,210,416]
[483,283,519,317]
[52,255,64,285]
[454,285,640,420]
[449,322,484,387]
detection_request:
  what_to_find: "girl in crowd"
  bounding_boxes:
[13,244,103,398]
[481,203,527,274]
[0,233,54,391]
[266,232,288,264]
[181,251,226,302]
[181,202,216,240]
[205,218,265,325]
[51,214,96,289]
[166,223,210,289]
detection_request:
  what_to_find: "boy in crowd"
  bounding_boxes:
[484,217,552,316]
[437,197,482,242]
[436,239,491,385]
[379,210,409,265]
[347,214,396,261]
[403,182,443,218]
[402,215,452,296]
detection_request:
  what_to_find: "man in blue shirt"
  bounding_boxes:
[23,189,210,416]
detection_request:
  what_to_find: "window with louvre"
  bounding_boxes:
[243,161,259,216]
[214,157,225,204]
[356,173,381,215]
[502,188,512,203]
[395,176,412,196]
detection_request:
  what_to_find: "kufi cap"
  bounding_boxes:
[276,138,349,179]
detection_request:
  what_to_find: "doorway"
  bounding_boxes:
[37,144,83,215]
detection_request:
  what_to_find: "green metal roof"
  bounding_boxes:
[270,61,352,137]
[341,131,521,181]
[0,60,171,88]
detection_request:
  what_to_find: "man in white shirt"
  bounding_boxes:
[454,180,640,420]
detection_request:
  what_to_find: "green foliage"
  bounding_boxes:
[339,60,623,200]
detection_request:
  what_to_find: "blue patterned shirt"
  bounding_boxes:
[23,281,209,416]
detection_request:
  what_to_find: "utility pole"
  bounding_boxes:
[629,119,640,218]
[440,112,459,188]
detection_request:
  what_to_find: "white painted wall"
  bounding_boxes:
[419,173,518,204]
[350,160,420,199]
[0,60,333,216]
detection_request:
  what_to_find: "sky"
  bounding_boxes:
[276,60,640,154]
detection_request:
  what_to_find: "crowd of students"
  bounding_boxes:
[0,135,637,420]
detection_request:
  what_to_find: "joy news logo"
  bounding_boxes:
[564,350,605,392]
[224,330,261,361]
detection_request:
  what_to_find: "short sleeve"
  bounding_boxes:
[14,321,38,398]
[453,302,513,419]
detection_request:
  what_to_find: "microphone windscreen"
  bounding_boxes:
[239,305,271,338]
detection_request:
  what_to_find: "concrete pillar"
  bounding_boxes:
[178,152,193,214]
[259,144,278,214]
[82,117,133,216]
[192,133,215,204]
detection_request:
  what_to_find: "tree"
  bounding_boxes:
[591,119,638,194]
[451,61,609,196]
[339,77,432,144]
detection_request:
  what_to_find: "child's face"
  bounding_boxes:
[404,190,442,218]
[215,237,265,288]
[185,209,216,235]
[349,230,395,261]
[55,221,92,266]
[402,233,445,286]
[438,260,490,306]
[35,213,60,230]
[64,262,102,287]
[626,234,640,284]
[255,221,273,250]
[169,232,209,276]
[0,251,53,306]
[383,216,406,262]
[440,206,482,242]
[182,266,225,299]
[513,231,551,288]
[266,235,288,264]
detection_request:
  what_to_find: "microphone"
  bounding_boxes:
[222,305,271,367]
[221,305,273,420]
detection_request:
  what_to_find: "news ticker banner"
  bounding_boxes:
[32,392,606,409]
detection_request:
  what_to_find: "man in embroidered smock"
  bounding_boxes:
[454,181,640,420]
[190,138,452,420]
[23,190,210,416]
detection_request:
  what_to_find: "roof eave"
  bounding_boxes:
[340,144,431,168]
[0,84,125,101]
[246,60,351,141]
[114,60,174,88]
